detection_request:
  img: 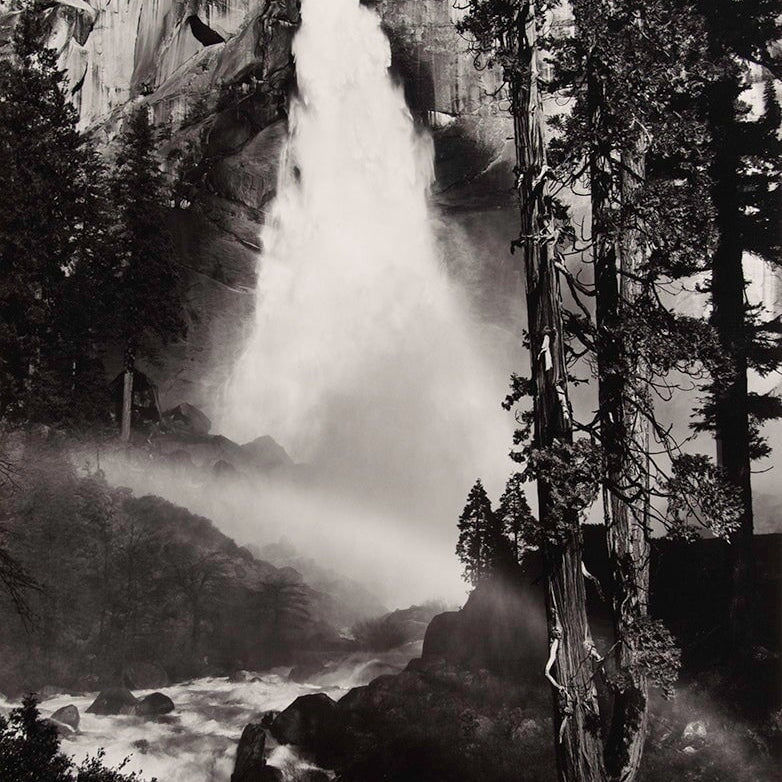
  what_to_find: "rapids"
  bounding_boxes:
[0,650,418,781]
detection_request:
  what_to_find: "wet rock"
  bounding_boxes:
[50,704,79,730]
[231,723,266,782]
[258,767,283,782]
[260,710,279,728]
[86,687,138,716]
[135,692,175,717]
[299,771,328,782]
[270,693,339,750]
[122,661,169,690]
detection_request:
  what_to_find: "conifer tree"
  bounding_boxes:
[0,1,108,423]
[497,472,536,562]
[109,107,185,440]
[692,1,781,649]
[455,479,509,585]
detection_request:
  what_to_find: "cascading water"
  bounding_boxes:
[219,0,514,599]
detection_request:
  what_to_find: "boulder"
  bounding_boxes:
[258,768,283,782]
[421,577,547,679]
[230,723,266,782]
[50,704,79,730]
[270,693,339,750]
[162,403,212,435]
[135,692,175,717]
[86,687,138,716]
[122,661,169,690]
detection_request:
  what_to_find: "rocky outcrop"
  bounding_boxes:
[421,576,548,679]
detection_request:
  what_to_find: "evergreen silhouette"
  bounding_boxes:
[109,107,186,440]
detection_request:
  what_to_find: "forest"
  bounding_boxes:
[0,0,780,780]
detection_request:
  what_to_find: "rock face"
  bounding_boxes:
[421,576,548,679]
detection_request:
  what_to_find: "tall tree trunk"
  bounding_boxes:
[596,139,652,782]
[121,344,134,442]
[708,83,755,651]
[514,7,606,781]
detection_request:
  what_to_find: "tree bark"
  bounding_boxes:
[121,368,133,442]
[514,7,606,781]
[595,139,652,782]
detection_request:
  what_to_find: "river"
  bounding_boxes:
[0,650,418,782]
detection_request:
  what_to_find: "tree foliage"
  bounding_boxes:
[110,107,185,372]
[456,479,513,586]
[0,1,112,425]
[0,695,153,781]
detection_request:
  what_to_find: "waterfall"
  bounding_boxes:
[220,0,512,594]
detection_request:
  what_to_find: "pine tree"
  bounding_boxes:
[692,0,781,651]
[455,479,509,585]
[0,1,108,423]
[498,472,536,562]
[109,107,186,440]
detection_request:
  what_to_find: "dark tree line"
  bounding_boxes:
[0,441,316,693]
[0,0,185,434]
[456,1,779,781]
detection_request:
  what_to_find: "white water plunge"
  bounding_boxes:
[220,0,512,598]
